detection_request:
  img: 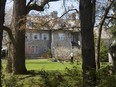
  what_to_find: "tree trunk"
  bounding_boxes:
[96,0,115,70]
[0,26,3,87]
[79,0,96,86]
[109,44,116,67]
[12,0,27,74]
[5,0,60,74]
[0,0,6,86]
[5,42,13,73]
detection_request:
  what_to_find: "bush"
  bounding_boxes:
[41,49,52,58]
[39,65,82,87]
[94,33,108,62]
[100,39,108,62]
[39,70,65,87]
[96,65,116,87]
[2,75,24,87]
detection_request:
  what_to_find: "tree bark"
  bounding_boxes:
[5,0,60,74]
[0,0,6,86]
[0,26,3,87]
[79,0,96,86]
[11,0,27,74]
[5,42,13,73]
[3,26,15,73]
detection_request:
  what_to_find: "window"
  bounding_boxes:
[35,46,38,53]
[28,46,31,54]
[42,33,49,40]
[27,21,33,27]
[25,33,30,40]
[31,46,34,53]
[32,33,40,40]
[33,34,38,40]
[58,33,65,40]
[29,46,38,54]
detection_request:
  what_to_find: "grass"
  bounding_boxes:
[2,58,82,71]
[26,59,80,71]
[2,59,82,87]
[2,59,111,87]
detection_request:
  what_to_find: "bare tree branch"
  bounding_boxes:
[27,0,34,7]
[96,0,115,70]
[41,9,79,27]
[3,26,16,49]
[40,0,49,7]
[26,4,44,14]
[60,9,79,18]
[106,16,116,19]
[26,0,49,14]
[26,0,60,14]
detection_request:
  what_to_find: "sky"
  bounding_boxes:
[5,0,78,17]
[5,0,78,25]
[5,0,111,25]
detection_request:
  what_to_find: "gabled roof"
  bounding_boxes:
[26,16,80,32]
[94,27,111,39]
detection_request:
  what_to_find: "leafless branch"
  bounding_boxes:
[40,0,49,7]
[106,16,116,19]
[26,4,44,14]
[26,0,50,14]
[60,9,79,18]
[96,0,115,70]
[27,0,34,7]
[3,26,16,49]
[42,9,79,26]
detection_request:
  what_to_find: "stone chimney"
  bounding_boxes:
[72,12,76,20]
[51,11,58,18]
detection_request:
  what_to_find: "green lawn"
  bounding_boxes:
[2,59,82,71]
[2,59,82,87]
[2,59,110,87]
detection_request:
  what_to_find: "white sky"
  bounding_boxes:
[5,0,78,16]
[5,0,78,25]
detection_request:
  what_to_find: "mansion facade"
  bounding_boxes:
[25,15,81,59]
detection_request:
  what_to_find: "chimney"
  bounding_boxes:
[51,11,58,18]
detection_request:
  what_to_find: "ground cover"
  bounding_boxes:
[2,59,81,71]
[2,59,82,87]
[2,59,113,87]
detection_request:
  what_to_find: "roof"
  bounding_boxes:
[26,16,80,32]
[94,27,111,39]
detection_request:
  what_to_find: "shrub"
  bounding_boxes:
[2,75,24,87]
[100,39,108,62]
[39,65,82,87]
[96,65,116,87]
[41,49,52,58]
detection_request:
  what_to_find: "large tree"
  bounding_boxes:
[79,0,96,86]
[96,0,115,70]
[5,0,59,74]
[0,0,6,86]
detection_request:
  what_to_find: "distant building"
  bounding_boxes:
[25,15,81,59]
[94,27,112,49]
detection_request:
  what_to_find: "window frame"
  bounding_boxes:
[58,33,65,41]
[32,33,40,40]
[42,33,49,40]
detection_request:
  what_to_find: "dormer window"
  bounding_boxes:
[42,33,49,40]
[58,33,65,40]
[27,21,33,27]
[32,33,40,40]
[34,35,37,39]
